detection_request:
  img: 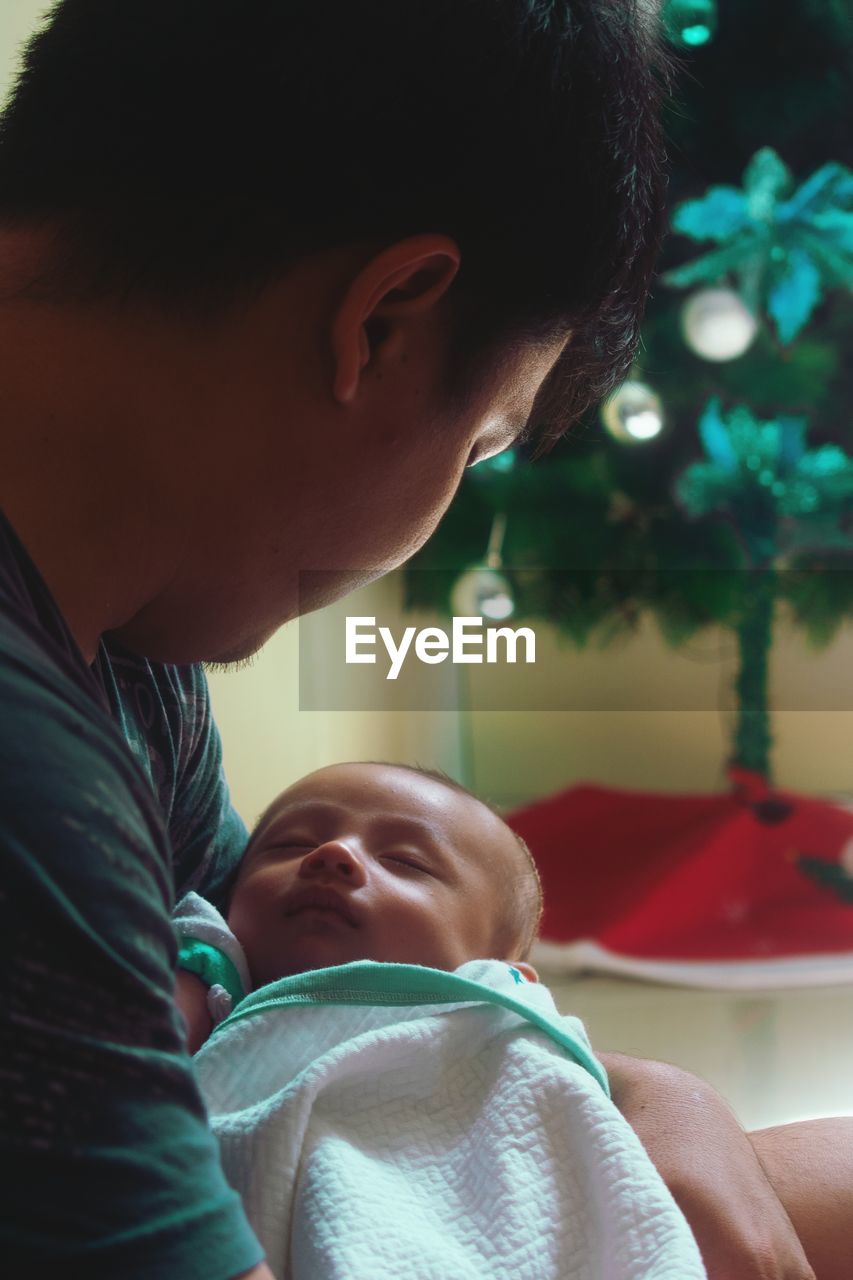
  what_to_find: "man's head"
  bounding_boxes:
[0,2,671,664]
[226,762,543,985]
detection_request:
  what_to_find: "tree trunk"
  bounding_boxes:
[732,567,776,780]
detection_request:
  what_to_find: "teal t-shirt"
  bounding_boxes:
[0,511,262,1277]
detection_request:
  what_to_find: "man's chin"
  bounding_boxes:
[109,613,281,668]
[201,645,266,674]
[198,614,303,669]
[296,567,388,617]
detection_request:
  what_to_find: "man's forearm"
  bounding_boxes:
[597,1050,816,1280]
[597,1049,724,1187]
[748,1119,853,1280]
[602,1051,852,1278]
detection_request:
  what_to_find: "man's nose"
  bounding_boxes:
[298,841,366,883]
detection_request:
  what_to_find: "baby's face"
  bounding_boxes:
[227,763,523,986]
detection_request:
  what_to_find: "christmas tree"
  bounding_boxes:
[405,0,853,783]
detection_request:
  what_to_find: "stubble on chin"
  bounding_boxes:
[201,647,264,674]
[201,627,275,671]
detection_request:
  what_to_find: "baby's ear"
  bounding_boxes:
[513,962,539,983]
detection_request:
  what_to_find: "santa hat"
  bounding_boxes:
[508,768,853,988]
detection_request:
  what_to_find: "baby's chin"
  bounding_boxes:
[255,936,364,985]
[259,950,493,986]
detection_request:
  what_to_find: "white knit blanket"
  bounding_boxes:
[195,960,706,1280]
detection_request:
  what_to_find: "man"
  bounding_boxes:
[0,3,839,1277]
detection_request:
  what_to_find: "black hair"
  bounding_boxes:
[0,1,673,446]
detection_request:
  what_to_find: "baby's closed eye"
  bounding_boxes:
[382,854,435,875]
[259,841,315,857]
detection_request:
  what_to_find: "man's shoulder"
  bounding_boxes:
[96,641,213,760]
[97,640,248,904]
[0,558,169,890]
[0,511,247,900]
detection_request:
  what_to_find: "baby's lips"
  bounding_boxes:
[281,887,360,927]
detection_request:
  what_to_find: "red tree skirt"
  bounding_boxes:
[507,769,853,988]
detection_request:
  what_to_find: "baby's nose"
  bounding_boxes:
[300,841,362,879]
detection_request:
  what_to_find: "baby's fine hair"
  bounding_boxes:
[245,762,544,962]
[374,762,544,962]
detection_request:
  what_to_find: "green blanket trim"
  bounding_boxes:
[178,937,246,1007]
[213,960,609,1097]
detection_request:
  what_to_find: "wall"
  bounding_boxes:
[208,569,853,823]
[463,608,853,808]
[0,1,51,105]
[206,575,464,828]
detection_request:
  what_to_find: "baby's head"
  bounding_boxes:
[227,762,542,987]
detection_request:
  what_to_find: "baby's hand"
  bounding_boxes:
[174,968,214,1054]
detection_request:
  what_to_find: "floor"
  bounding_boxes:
[544,972,853,1131]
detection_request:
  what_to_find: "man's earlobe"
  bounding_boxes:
[332,318,371,406]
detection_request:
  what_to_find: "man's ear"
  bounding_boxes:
[513,962,539,983]
[330,234,461,405]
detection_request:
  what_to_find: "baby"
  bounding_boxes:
[175,759,544,1047]
[174,762,710,1280]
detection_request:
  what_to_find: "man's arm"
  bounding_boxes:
[0,645,264,1277]
[599,1051,817,1280]
[749,1118,853,1280]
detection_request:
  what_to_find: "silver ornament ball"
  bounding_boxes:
[681,287,758,361]
[451,567,515,621]
[601,380,666,444]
